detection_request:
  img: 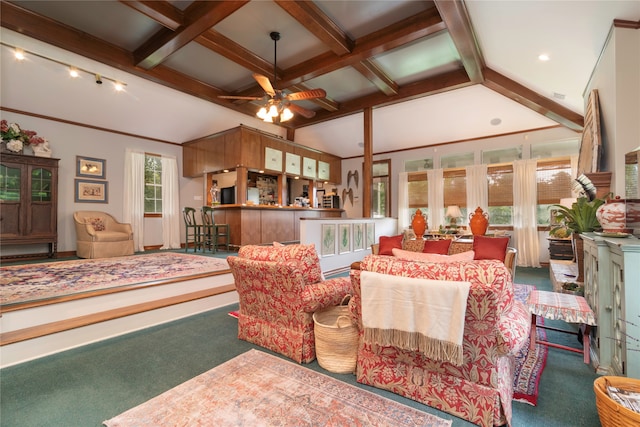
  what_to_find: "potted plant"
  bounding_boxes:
[551,196,607,282]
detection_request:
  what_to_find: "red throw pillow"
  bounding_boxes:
[378,235,403,255]
[473,235,509,262]
[422,239,452,254]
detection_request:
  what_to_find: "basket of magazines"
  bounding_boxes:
[594,376,640,427]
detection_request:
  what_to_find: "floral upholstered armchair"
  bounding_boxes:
[349,255,529,427]
[227,244,352,363]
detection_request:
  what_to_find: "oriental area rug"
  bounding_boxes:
[0,252,229,306]
[513,283,548,406]
[104,349,452,427]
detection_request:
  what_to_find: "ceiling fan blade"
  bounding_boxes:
[218,95,264,100]
[288,103,316,119]
[253,73,275,97]
[286,88,327,101]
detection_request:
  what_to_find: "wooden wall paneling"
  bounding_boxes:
[240,209,261,245]
[261,209,295,243]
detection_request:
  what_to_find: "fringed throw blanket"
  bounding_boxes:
[361,271,471,366]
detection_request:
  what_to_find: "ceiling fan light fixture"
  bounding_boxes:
[256,107,268,120]
[281,107,293,122]
[268,104,279,118]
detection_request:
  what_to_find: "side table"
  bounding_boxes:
[526,290,596,364]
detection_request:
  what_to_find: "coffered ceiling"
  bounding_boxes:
[1,1,639,158]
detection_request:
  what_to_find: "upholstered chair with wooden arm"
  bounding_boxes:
[73,211,134,259]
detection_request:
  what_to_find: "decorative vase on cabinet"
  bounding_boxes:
[469,207,489,236]
[411,209,427,238]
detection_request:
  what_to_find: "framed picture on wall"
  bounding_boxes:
[339,223,351,254]
[353,223,364,251]
[365,222,375,247]
[76,156,106,179]
[75,179,108,203]
[321,224,336,257]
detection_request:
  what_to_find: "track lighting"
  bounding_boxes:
[2,42,127,90]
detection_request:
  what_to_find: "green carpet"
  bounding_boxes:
[0,266,601,427]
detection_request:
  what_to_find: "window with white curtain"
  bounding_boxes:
[144,154,162,215]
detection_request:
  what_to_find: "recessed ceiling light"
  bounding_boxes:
[538,54,550,61]
[490,118,502,126]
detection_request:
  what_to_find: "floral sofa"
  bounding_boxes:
[349,255,529,427]
[227,244,352,363]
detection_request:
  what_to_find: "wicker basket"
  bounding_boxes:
[313,298,358,374]
[594,376,640,427]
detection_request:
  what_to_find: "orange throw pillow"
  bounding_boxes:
[378,235,403,255]
[473,235,509,262]
[422,239,452,254]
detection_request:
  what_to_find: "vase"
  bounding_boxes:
[572,233,585,283]
[469,207,489,236]
[596,196,628,233]
[411,209,427,238]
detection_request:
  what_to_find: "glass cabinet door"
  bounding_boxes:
[0,164,21,202]
[31,168,52,202]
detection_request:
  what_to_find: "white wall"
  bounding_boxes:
[1,110,191,254]
[587,25,640,195]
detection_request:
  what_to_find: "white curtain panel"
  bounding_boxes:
[570,154,578,179]
[513,159,540,267]
[161,156,181,249]
[427,168,444,229]
[465,164,488,213]
[123,149,146,252]
[397,172,410,234]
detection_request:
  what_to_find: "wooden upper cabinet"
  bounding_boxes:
[183,125,342,184]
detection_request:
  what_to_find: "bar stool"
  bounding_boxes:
[183,207,204,252]
[201,206,230,252]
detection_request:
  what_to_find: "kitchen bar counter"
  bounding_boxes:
[211,204,344,247]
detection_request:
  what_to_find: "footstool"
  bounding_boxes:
[526,289,596,364]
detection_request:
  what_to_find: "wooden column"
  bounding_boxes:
[362,107,373,218]
[236,167,248,205]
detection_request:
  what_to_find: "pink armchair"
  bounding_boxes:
[350,255,529,427]
[227,244,352,363]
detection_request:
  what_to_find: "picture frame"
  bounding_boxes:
[321,224,336,257]
[76,156,106,179]
[353,223,364,251]
[339,223,351,254]
[75,179,108,203]
[365,222,375,247]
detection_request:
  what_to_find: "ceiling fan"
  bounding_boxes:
[219,31,326,122]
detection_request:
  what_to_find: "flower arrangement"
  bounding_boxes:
[1,120,48,153]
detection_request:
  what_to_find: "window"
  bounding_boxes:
[482,147,522,164]
[443,169,466,220]
[441,152,473,169]
[144,154,162,214]
[536,159,573,225]
[405,158,433,172]
[407,171,428,219]
[372,160,390,218]
[531,139,579,159]
[487,164,513,225]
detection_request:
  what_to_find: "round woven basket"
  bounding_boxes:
[594,376,640,427]
[313,304,358,374]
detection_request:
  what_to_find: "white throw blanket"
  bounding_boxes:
[361,271,471,366]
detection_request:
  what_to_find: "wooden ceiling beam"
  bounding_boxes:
[434,0,484,83]
[352,60,399,96]
[133,1,248,70]
[197,30,276,78]
[483,68,584,131]
[119,1,184,30]
[278,8,446,87]
[275,0,354,56]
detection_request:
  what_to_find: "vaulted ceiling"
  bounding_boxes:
[1,1,639,158]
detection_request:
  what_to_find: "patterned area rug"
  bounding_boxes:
[0,253,229,306]
[104,349,452,427]
[513,283,548,406]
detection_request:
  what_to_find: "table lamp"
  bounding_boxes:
[446,205,463,231]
